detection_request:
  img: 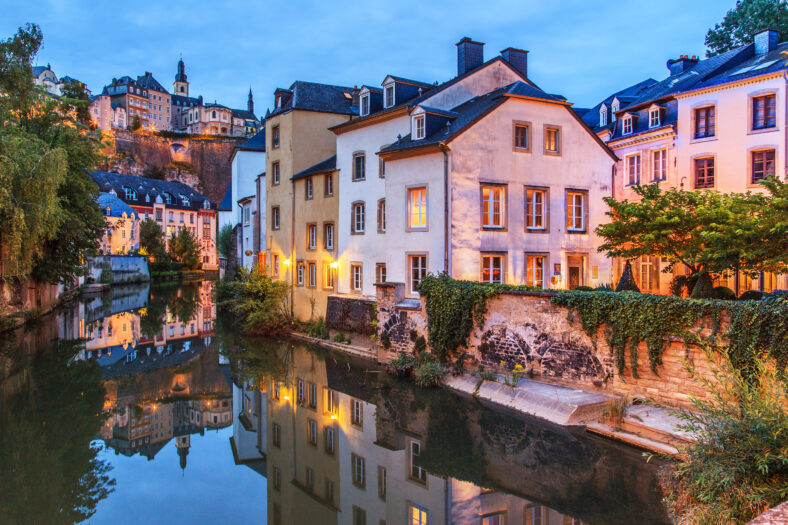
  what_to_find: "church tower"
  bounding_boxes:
[176,434,190,471]
[174,56,189,97]
[247,88,254,115]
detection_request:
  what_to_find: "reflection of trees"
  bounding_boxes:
[219,322,291,387]
[138,283,200,339]
[169,282,199,323]
[0,339,115,524]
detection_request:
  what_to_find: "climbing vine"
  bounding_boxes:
[418,274,541,361]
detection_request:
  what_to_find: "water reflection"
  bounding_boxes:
[1,284,671,524]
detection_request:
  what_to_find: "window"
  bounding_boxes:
[514,123,530,150]
[353,153,366,181]
[525,188,547,231]
[384,84,394,108]
[379,156,385,178]
[377,199,386,233]
[273,466,281,491]
[324,427,335,454]
[482,513,505,525]
[323,262,335,289]
[409,254,427,294]
[124,187,137,200]
[526,254,545,288]
[652,149,667,181]
[408,187,427,229]
[273,381,281,400]
[169,211,174,222]
[324,223,334,250]
[566,191,587,232]
[308,418,318,445]
[272,125,280,148]
[272,162,280,185]
[155,209,163,221]
[353,506,367,525]
[325,479,335,503]
[626,154,641,185]
[272,206,280,229]
[273,254,279,277]
[694,157,715,189]
[377,466,387,500]
[694,106,715,138]
[325,173,334,196]
[306,466,314,490]
[306,177,313,199]
[481,185,506,229]
[242,206,250,225]
[307,224,317,250]
[297,378,305,403]
[638,256,658,291]
[622,116,633,135]
[752,149,776,183]
[544,126,560,154]
[481,254,504,284]
[525,504,545,525]
[352,202,365,233]
[753,94,776,130]
[351,454,366,488]
[599,105,607,127]
[649,108,660,128]
[409,504,429,525]
[414,115,425,139]
[376,263,387,284]
[351,398,363,427]
[360,94,370,116]
[351,264,363,292]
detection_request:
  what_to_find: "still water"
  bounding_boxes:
[0,282,671,525]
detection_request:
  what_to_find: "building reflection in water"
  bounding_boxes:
[226,340,670,525]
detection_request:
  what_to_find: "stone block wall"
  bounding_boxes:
[325,294,377,335]
[375,285,723,407]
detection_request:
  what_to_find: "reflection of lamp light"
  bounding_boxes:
[329,261,339,269]
[282,258,291,266]
[284,395,290,401]
[330,414,336,420]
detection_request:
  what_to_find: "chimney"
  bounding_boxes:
[666,55,699,75]
[755,28,779,55]
[351,85,360,108]
[500,47,528,76]
[456,37,484,76]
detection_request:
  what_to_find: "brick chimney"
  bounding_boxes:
[755,28,779,55]
[667,55,699,75]
[456,37,484,76]
[500,47,528,76]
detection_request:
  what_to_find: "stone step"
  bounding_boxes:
[586,422,680,456]
[623,404,697,446]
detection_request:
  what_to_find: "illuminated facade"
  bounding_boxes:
[96,192,139,255]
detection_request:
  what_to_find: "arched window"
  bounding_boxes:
[212,110,216,119]
[599,105,607,127]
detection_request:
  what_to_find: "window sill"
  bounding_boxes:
[481,226,506,232]
[352,178,366,182]
[690,135,717,144]
[566,230,587,234]
[525,228,548,233]
[350,231,365,235]
[748,127,778,136]
[544,151,562,157]
[513,147,531,153]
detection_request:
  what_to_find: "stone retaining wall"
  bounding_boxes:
[376,283,721,407]
[325,294,377,335]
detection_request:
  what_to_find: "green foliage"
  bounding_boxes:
[215,264,290,334]
[380,331,391,349]
[168,227,200,269]
[725,294,788,374]
[130,115,142,131]
[478,369,498,382]
[739,290,765,301]
[418,274,541,361]
[615,261,641,293]
[705,0,788,56]
[0,24,105,283]
[601,395,629,430]
[139,219,165,259]
[414,361,446,387]
[670,274,698,297]
[663,350,788,524]
[573,285,594,292]
[690,272,715,299]
[413,335,427,353]
[217,223,233,259]
[98,262,113,284]
[386,352,417,377]
[306,317,329,339]
[712,286,736,300]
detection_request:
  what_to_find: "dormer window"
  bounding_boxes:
[275,94,282,108]
[360,94,370,117]
[384,85,394,108]
[649,107,661,128]
[611,98,620,115]
[622,116,633,135]
[414,115,425,140]
[599,105,607,127]
[124,187,137,200]
[145,194,150,203]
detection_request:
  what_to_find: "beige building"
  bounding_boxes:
[96,192,139,255]
[101,72,171,131]
[264,81,355,321]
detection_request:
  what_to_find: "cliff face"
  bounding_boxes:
[99,130,245,202]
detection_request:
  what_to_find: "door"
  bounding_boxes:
[567,255,585,289]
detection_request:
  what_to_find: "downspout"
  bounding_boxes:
[439,143,450,274]
[290,178,295,319]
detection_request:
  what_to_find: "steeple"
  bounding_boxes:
[176,55,187,82]
[173,55,189,97]
[247,88,254,114]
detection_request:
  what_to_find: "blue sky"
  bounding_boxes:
[3,0,733,113]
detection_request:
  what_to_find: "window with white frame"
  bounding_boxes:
[350,264,362,292]
[353,153,365,181]
[526,254,545,288]
[352,202,365,233]
[566,190,587,232]
[409,254,427,294]
[627,154,641,185]
[243,205,250,225]
[325,173,334,196]
[525,187,547,231]
[377,199,386,233]
[652,149,667,181]
[409,504,429,525]
[351,453,365,488]
[481,254,504,283]
[649,107,661,128]
[296,262,305,286]
[408,187,427,229]
[308,262,317,287]
[409,440,427,483]
[622,116,633,134]
[376,263,386,283]
[481,185,505,229]
[360,93,370,116]
[525,504,546,525]
[414,115,425,139]
[272,206,280,230]
[323,262,335,289]
[272,162,280,184]
[124,187,137,200]
[599,105,607,127]
[384,84,394,108]
[306,177,313,199]
[273,254,279,277]
[307,224,317,250]
[324,223,334,250]
[351,398,363,426]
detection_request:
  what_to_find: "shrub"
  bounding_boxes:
[332,332,347,343]
[380,331,391,349]
[478,342,490,355]
[595,283,614,292]
[662,351,788,524]
[615,261,641,293]
[386,353,417,377]
[413,335,426,353]
[712,286,736,300]
[307,317,329,339]
[214,265,290,334]
[670,274,698,297]
[414,361,445,387]
[601,395,628,430]
[574,285,594,291]
[738,290,765,301]
[478,369,498,382]
[98,262,113,284]
[409,329,419,342]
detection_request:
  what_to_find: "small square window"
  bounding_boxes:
[514,123,530,150]
[544,126,560,154]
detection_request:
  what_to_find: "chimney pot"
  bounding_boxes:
[456,37,485,76]
[667,55,699,75]
[755,28,779,55]
[500,47,529,77]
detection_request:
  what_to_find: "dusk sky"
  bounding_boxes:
[3,0,734,113]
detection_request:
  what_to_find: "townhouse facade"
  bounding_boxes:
[588,28,788,294]
[96,192,140,255]
[96,73,172,131]
[91,171,219,270]
[264,82,355,321]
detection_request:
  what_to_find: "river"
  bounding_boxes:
[0,282,672,524]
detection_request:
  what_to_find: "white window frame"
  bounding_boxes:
[352,202,365,233]
[481,253,504,284]
[360,93,370,116]
[525,254,546,288]
[296,262,305,286]
[324,223,334,250]
[649,108,660,128]
[622,116,633,135]
[626,154,641,185]
[414,115,425,140]
[599,105,607,127]
[525,187,547,231]
[481,185,505,229]
[307,224,317,250]
[408,187,427,229]
[566,191,586,232]
[351,264,363,292]
[652,148,667,181]
[306,177,313,199]
[409,254,427,295]
[384,84,394,108]
[308,262,317,288]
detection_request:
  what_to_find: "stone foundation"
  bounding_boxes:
[325,294,377,335]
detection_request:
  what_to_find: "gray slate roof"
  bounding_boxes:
[91,171,214,211]
[218,186,233,211]
[582,78,657,131]
[136,72,169,94]
[236,129,266,152]
[268,81,357,119]
[292,155,337,180]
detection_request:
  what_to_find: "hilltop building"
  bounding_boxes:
[32,63,89,96]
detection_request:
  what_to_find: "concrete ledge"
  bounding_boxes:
[444,374,612,426]
[587,422,680,456]
[748,501,788,524]
[289,332,377,361]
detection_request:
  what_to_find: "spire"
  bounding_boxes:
[175,55,187,83]
[247,87,254,114]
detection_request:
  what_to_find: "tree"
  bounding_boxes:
[706,0,788,56]
[217,223,233,259]
[596,183,788,280]
[130,115,142,131]
[0,24,105,283]
[168,227,201,269]
[138,219,165,260]
[59,80,91,125]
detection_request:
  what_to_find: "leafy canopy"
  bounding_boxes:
[138,218,165,259]
[168,227,201,269]
[706,0,788,56]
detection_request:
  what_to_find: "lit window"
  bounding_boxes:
[694,157,715,189]
[323,262,335,289]
[652,149,667,181]
[481,185,505,228]
[409,504,429,525]
[752,149,775,183]
[481,254,504,284]
[482,513,505,525]
[544,126,560,153]
[308,262,316,287]
[525,504,545,525]
[352,202,365,233]
[273,254,279,277]
[753,94,776,130]
[414,115,425,139]
[627,154,641,185]
[566,191,586,232]
[409,254,427,294]
[526,254,545,288]
[525,188,547,231]
[351,264,362,292]
[408,187,427,229]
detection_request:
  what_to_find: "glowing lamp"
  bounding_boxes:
[282,258,291,266]
[329,261,339,269]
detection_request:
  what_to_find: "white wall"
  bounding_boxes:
[230,148,266,269]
